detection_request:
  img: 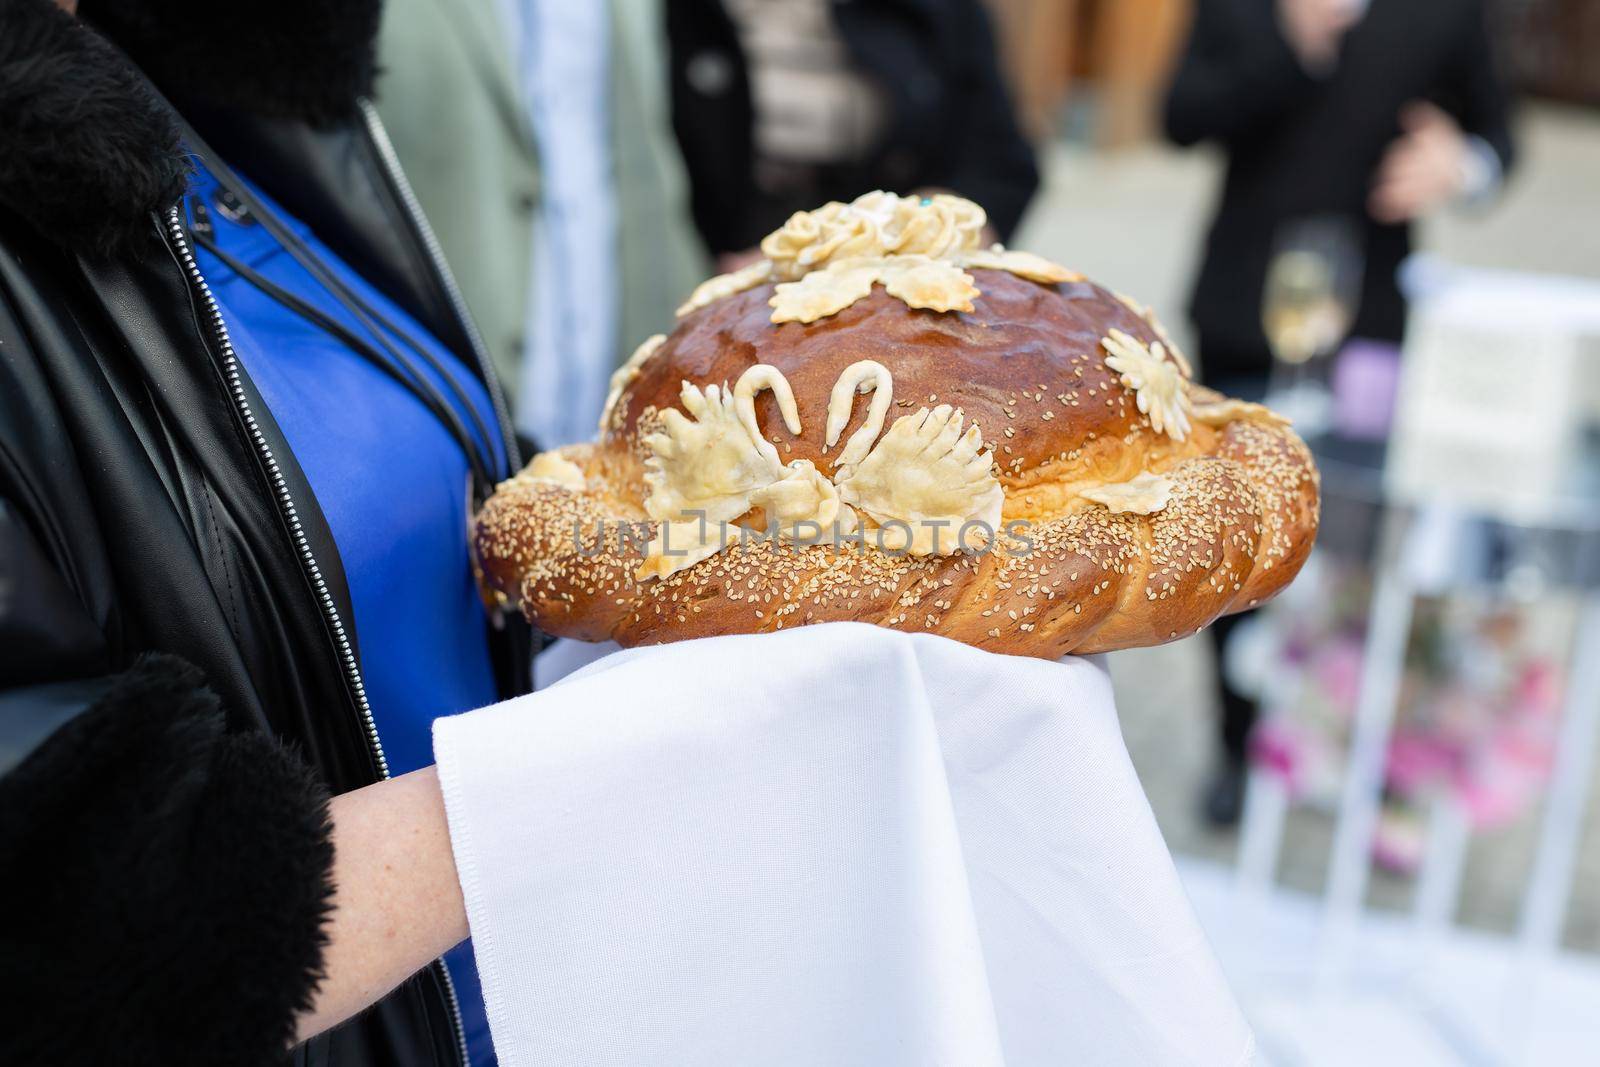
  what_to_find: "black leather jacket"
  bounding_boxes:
[0,2,528,1064]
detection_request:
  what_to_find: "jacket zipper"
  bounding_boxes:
[166,207,389,779]
[165,207,472,1067]
[358,98,521,475]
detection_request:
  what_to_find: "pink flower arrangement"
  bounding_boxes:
[1247,562,1571,872]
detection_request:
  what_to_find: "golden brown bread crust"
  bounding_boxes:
[610,271,1156,482]
[475,273,1320,658]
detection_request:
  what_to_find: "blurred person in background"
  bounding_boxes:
[377,0,707,450]
[1164,0,1515,825]
[668,0,1039,267]
[1,0,537,1061]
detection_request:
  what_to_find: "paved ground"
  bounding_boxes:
[1015,104,1600,953]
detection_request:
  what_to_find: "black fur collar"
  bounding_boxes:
[0,0,186,256]
[79,0,382,128]
[0,0,380,257]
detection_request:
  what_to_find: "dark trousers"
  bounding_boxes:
[1210,610,1257,767]
[1204,365,1270,769]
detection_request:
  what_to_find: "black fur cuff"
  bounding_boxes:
[0,654,335,1066]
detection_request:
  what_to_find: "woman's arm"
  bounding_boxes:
[0,650,473,1063]
[295,764,469,1042]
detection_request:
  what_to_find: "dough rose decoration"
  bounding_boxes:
[762,190,986,276]
[475,192,1319,658]
[677,190,1082,325]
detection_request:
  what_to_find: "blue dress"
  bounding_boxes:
[186,158,504,1066]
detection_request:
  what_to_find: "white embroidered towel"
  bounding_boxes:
[434,622,1253,1066]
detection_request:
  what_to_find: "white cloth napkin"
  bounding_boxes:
[434,622,1254,1066]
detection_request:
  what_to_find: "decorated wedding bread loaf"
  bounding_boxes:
[474,192,1319,657]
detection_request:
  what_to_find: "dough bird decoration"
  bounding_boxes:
[476,191,1320,657]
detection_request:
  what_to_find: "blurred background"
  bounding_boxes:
[978,1,1600,1063]
[375,0,1599,1060]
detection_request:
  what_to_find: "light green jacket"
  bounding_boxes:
[375,0,709,396]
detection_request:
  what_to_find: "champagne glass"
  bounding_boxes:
[1262,216,1364,435]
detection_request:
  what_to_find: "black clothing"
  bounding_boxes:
[667,0,1040,253]
[0,1,527,1063]
[1210,610,1258,761]
[1165,0,1515,379]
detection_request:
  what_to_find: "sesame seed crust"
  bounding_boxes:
[475,276,1320,658]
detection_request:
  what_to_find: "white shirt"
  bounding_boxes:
[722,0,887,169]
[500,0,619,447]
